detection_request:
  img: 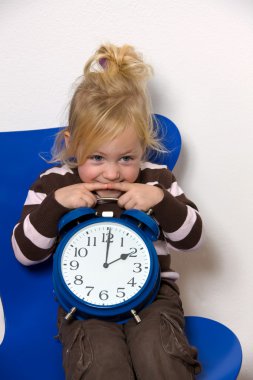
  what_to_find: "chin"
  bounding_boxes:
[96,190,122,199]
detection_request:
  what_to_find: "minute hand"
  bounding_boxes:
[103,228,112,266]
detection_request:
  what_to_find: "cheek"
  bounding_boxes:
[122,166,140,182]
[78,164,98,183]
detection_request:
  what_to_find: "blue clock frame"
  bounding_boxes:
[53,208,161,323]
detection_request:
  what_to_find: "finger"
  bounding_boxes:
[117,192,135,209]
[117,192,129,207]
[79,193,97,208]
[86,196,97,208]
[123,200,137,210]
[107,182,132,192]
[82,183,108,192]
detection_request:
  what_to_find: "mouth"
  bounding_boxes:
[95,189,122,199]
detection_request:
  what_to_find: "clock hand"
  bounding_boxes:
[106,252,131,267]
[103,228,112,268]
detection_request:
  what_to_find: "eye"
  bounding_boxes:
[90,155,104,162]
[120,156,133,162]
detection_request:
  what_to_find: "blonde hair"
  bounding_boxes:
[51,43,162,167]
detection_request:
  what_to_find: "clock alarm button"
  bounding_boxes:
[121,209,159,241]
[58,207,96,234]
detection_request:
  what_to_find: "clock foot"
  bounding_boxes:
[131,309,141,324]
[65,307,77,321]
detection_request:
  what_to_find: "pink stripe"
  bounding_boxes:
[11,225,51,266]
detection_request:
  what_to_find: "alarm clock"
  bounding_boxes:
[53,204,161,324]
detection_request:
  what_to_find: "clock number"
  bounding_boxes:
[87,236,97,246]
[127,277,137,287]
[129,248,137,257]
[74,247,88,257]
[133,263,142,273]
[74,275,83,285]
[120,237,124,247]
[116,287,126,298]
[70,260,79,270]
[102,232,114,243]
[85,286,94,296]
[99,290,109,300]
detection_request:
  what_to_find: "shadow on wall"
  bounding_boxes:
[171,144,221,316]
[171,239,219,314]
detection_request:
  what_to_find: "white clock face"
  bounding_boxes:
[61,221,151,306]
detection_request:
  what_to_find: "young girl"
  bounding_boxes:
[12,43,202,379]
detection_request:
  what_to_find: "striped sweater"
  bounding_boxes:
[12,162,202,280]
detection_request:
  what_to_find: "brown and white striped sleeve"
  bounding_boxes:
[140,162,203,252]
[11,165,76,266]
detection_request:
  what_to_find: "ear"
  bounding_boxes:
[64,130,70,148]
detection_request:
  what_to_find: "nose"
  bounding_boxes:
[103,163,120,182]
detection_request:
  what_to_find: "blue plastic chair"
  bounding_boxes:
[0,114,242,379]
[185,316,242,380]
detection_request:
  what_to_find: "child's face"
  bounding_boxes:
[78,127,144,198]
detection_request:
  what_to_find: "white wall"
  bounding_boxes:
[1,1,252,378]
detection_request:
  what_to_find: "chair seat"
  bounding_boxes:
[185,316,242,380]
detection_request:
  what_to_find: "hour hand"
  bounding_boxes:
[105,252,131,268]
[120,253,130,260]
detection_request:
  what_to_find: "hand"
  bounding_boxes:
[54,183,108,209]
[106,182,164,211]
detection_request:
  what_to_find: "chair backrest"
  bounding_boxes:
[0,114,181,380]
[0,127,65,380]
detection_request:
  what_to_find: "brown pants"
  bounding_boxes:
[57,280,201,380]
